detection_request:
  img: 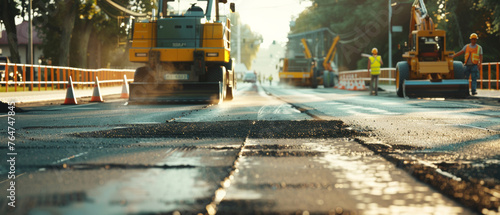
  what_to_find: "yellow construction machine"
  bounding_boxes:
[395,0,469,98]
[278,28,339,88]
[128,0,235,103]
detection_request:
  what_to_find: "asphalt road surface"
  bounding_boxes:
[1,82,499,215]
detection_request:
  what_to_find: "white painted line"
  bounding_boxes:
[45,102,97,111]
[417,160,462,182]
[52,152,89,164]
[458,124,497,132]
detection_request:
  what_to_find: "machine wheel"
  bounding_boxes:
[453,61,465,79]
[134,67,154,82]
[311,69,318,89]
[396,62,410,97]
[207,66,227,100]
[226,85,234,100]
[323,71,331,88]
[329,71,335,88]
[225,70,234,101]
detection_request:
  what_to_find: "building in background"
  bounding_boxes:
[0,21,43,64]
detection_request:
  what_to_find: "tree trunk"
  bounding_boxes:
[453,14,464,48]
[57,0,77,66]
[72,20,93,68]
[0,0,21,63]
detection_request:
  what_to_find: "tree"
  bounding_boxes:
[427,0,500,63]
[481,0,500,36]
[33,0,152,68]
[291,0,500,69]
[0,0,21,63]
[70,1,99,68]
[291,0,389,70]
[33,0,78,66]
[57,0,78,66]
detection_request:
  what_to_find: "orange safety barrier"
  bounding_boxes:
[479,62,500,90]
[339,68,396,87]
[0,63,135,92]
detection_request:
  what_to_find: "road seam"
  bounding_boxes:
[205,121,255,215]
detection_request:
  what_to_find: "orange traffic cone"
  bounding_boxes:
[352,79,358,90]
[346,80,353,90]
[90,77,104,102]
[121,75,129,99]
[63,76,77,105]
[358,80,367,90]
[339,79,346,89]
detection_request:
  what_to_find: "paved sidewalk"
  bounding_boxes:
[0,86,124,104]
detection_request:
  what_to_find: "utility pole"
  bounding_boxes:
[388,0,393,83]
[388,0,392,68]
[28,0,33,65]
[237,22,241,64]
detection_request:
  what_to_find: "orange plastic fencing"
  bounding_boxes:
[479,62,500,90]
[0,63,134,92]
[338,68,396,85]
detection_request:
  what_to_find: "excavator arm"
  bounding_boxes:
[323,35,340,71]
[301,38,313,59]
[409,0,435,47]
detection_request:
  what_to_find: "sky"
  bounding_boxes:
[232,0,312,47]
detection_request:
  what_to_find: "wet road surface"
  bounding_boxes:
[1,83,499,214]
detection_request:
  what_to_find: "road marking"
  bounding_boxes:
[417,160,462,182]
[44,103,97,111]
[0,173,26,184]
[52,152,89,164]
[335,104,398,115]
[72,107,100,110]
[457,124,498,132]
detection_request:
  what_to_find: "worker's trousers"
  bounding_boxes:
[464,65,479,94]
[370,74,379,95]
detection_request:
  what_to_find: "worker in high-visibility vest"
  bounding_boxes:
[367,48,383,96]
[452,33,483,96]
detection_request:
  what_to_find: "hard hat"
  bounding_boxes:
[470,33,478,39]
[371,48,378,54]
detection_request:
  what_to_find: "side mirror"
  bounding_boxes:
[230,3,235,12]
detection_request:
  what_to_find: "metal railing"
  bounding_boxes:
[339,62,500,90]
[479,62,500,90]
[339,68,396,85]
[0,63,135,92]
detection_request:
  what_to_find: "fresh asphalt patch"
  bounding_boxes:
[73,120,360,139]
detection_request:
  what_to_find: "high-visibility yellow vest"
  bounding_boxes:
[369,55,382,75]
[464,44,482,65]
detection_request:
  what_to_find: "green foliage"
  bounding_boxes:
[291,0,500,70]
[0,0,22,63]
[33,0,152,67]
[427,0,500,63]
[291,0,390,70]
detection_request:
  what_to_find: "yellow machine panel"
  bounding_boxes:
[203,23,225,48]
[418,62,449,74]
[131,22,156,48]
